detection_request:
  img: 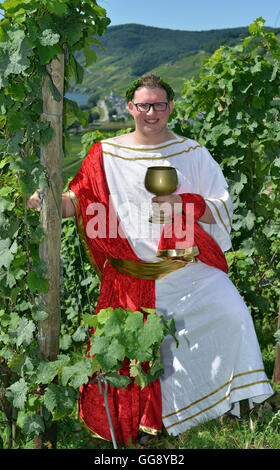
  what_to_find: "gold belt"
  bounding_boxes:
[108,247,199,280]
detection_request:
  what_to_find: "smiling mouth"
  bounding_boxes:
[144,119,159,124]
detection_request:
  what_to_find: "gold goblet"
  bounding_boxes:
[144,166,178,223]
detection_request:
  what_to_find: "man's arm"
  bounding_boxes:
[27,189,75,218]
[198,203,216,224]
[152,194,216,224]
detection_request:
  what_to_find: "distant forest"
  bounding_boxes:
[73,23,280,101]
[92,23,279,75]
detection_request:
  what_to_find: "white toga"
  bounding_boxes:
[101,133,273,435]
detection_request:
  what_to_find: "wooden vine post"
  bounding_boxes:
[35,53,65,449]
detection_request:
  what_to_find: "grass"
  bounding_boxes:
[51,396,280,450]
[174,408,280,450]
[9,396,280,450]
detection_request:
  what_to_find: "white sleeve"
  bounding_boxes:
[196,146,233,252]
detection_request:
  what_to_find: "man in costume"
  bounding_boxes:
[28,74,273,446]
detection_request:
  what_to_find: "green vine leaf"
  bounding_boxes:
[41,0,70,16]
[105,373,130,390]
[15,317,36,347]
[1,28,34,77]
[0,238,14,268]
[138,313,164,349]
[44,383,78,420]
[37,42,61,65]
[89,307,178,389]
[21,414,45,436]
[39,29,60,47]
[26,271,49,294]
[72,325,87,342]
[61,357,94,388]
[6,377,28,410]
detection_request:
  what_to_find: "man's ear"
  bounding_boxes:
[127,101,134,116]
[168,101,174,114]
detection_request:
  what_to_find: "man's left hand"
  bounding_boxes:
[151,194,182,218]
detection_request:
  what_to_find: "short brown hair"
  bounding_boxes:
[139,73,165,89]
[126,74,175,102]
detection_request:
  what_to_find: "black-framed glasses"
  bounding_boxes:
[133,102,169,112]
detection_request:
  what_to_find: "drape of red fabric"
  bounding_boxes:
[69,142,161,446]
[158,193,228,274]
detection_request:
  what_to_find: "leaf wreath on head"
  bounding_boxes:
[125,78,175,103]
[125,79,142,103]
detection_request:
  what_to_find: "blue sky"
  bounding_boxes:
[101,0,280,31]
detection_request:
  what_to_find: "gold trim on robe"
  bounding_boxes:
[205,198,231,236]
[138,424,162,436]
[103,136,187,152]
[162,368,269,431]
[102,144,202,161]
[79,415,108,442]
[108,256,191,280]
[157,246,200,261]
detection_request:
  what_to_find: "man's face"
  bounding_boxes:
[128,87,173,139]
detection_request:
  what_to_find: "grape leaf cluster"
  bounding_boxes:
[85,307,178,390]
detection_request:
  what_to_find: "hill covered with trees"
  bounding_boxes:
[72,23,280,100]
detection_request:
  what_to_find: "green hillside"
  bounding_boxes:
[151,51,210,94]
[71,23,280,100]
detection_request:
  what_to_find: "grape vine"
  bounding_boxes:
[170,18,280,379]
[0,0,112,448]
